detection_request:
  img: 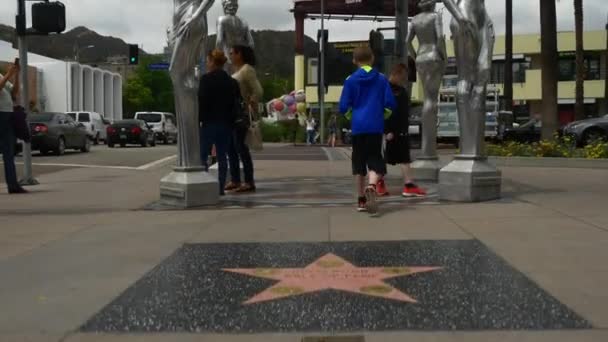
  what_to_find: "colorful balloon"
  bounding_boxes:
[296,102,306,113]
[273,100,285,112]
[288,103,297,113]
[284,95,296,106]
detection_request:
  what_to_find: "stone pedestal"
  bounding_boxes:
[160,167,219,208]
[411,157,442,182]
[439,156,502,202]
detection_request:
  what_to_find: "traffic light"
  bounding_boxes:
[128,44,139,65]
[31,1,66,34]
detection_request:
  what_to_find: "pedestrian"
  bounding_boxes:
[198,49,241,196]
[306,114,316,145]
[377,63,427,198]
[0,59,27,194]
[339,46,396,215]
[225,45,263,193]
[328,114,338,147]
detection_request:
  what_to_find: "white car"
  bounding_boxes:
[134,112,178,144]
[66,111,109,145]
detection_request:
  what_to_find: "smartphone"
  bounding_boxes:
[14,58,20,67]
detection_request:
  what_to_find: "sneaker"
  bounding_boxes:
[224,182,241,191]
[357,196,367,212]
[377,179,390,197]
[8,187,28,194]
[235,183,256,193]
[402,183,427,197]
[365,185,379,215]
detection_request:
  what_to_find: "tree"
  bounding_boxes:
[574,0,585,120]
[122,55,175,117]
[540,0,559,140]
[504,0,513,112]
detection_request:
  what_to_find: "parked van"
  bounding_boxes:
[134,112,178,144]
[66,111,109,144]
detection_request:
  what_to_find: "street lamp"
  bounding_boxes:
[74,44,95,62]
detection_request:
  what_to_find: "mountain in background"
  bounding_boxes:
[0,24,318,79]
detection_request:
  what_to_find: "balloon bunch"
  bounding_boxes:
[267,90,307,121]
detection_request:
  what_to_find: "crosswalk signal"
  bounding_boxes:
[128,44,139,65]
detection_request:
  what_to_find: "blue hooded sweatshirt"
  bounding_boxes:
[339,66,396,135]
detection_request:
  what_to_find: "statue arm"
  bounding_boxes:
[435,13,447,62]
[216,17,225,49]
[406,23,416,61]
[192,0,215,21]
[246,25,254,48]
[440,0,466,23]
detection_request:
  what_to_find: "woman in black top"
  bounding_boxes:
[198,49,241,195]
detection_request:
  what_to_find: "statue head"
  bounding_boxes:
[222,0,239,16]
[417,0,436,12]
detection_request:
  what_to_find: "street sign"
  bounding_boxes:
[148,62,170,71]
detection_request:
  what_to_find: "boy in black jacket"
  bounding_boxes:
[377,63,426,197]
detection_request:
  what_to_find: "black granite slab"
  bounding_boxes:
[81,240,592,333]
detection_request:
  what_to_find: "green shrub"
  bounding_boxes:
[260,120,307,143]
[487,138,608,159]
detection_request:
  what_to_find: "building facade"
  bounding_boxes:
[301,30,608,123]
[0,40,123,121]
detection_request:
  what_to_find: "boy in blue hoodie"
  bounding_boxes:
[339,46,396,215]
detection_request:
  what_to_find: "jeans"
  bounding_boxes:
[0,112,19,191]
[307,130,315,145]
[200,123,232,195]
[228,125,254,184]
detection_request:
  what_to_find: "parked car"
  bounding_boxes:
[66,111,109,144]
[28,112,91,155]
[106,120,157,148]
[134,112,178,144]
[561,114,608,146]
[502,118,542,143]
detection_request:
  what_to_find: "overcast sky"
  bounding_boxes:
[1,0,607,53]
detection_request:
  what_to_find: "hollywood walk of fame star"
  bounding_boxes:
[223,253,442,305]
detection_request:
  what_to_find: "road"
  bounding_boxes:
[2,145,178,181]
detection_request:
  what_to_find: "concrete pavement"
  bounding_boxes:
[0,146,607,341]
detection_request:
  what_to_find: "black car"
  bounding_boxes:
[501,118,542,144]
[107,120,156,148]
[29,112,91,155]
[561,114,608,146]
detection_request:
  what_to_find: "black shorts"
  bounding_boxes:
[385,133,412,165]
[351,134,387,176]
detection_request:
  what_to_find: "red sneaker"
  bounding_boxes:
[377,179,390,197]
[402,183,427,197]
[357,196,367,212]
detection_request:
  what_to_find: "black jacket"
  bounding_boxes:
[198,69,241,127]
[385,83,410,135]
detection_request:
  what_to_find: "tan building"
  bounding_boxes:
[300,30,608,123]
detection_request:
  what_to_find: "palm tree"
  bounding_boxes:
[540,0,559,140]
[504,0,513,112]
[574,0,585,120]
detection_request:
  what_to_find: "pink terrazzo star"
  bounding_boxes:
[223,253,442,305]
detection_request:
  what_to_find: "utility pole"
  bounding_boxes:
[395,0,409,66]
[504,0,513,111]
[319,0,326,145]
[16,0,38,186]
[604,16,607,114]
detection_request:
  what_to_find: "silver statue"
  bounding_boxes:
[407,1,447,163]
[428,0,501,202]
[428,0,495,157]
[169,0,215,168]
[216,0,254,65]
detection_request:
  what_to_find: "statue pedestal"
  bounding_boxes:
[439,156,501,202]
[160,167,219,208]
[411,157,442,182]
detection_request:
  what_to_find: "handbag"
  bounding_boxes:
[245,110,263,152]
[11,106,31,143]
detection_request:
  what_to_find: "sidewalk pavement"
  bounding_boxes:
[0,157,607,341]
